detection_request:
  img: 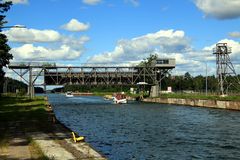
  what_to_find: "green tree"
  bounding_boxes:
[183,72,193,90]
[0,1,12,93]
[138,54,158,67]
[193,75,204,92]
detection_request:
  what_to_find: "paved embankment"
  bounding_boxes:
[143,97,240,110]
[44,99,106,160]
[30,131,106,160]
[0,96,106,160]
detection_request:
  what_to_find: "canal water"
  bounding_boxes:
[48,94,240,160]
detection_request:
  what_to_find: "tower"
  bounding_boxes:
[213,43,238,95]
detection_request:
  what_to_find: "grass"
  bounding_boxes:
[81,91,240,102]
[93,91,149,98]
[28,138,54,160]
[92,92,114,96]
[158,93,240,101]
[0,96,51,129]
[0,95,53,159]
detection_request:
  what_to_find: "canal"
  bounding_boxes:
[48,94,240,160]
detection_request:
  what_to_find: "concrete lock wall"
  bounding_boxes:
[143,98,240,111]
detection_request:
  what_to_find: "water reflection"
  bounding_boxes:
[48,94,240,160]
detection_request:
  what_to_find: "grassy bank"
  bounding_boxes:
[159,93,240,101]
[0,95,52,159]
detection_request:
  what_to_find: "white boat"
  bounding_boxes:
[65,92,74,97]
[113,93,127,104]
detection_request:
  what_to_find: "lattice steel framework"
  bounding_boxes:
[8,62,175,98]
[213,43,239,95]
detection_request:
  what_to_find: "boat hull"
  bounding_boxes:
[113,97,127,104]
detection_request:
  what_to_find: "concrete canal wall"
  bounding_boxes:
[143,97,240,110]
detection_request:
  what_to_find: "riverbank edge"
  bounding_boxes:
[44,97,107,159]
[142,97,240,110]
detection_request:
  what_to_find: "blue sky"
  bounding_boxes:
[3,0,240,77]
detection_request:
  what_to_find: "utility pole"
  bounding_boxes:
[205,63,208,96]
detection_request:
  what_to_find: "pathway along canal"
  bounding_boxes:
[48,94,240,159]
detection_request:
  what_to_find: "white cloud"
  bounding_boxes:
[82,0,101,5]
[125,0,139,7]
[10,44,83,61]
[3,28,61,43]
[61,19,90,32]
[229,32,240,38]
[3,0,28,4]
[87,29,240,76]
[5,26,90,61]
[61,35,90,49]
[88,29,190,63]
[195,0,240,19]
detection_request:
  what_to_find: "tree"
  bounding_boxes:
[138,54,158,67]
[0,1,12,93]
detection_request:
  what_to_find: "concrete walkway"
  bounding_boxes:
[1,129,106,160]
[30,131,106,160]
[30,132,75,160]
[8,137,32,160]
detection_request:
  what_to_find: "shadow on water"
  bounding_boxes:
[48,94,240,160]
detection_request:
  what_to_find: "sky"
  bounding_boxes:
[2,0,240,78]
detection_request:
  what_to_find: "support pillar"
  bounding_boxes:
[43,69,46,93]
[28,67,34,99]
[150,85,159,97]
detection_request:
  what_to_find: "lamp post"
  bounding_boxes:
[205,62,208,96]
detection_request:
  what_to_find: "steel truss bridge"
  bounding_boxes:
[8,60,175,98]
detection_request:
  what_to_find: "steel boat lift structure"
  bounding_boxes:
[8,59,175,98]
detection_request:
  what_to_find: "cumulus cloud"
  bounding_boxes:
[61,19,90,32]
[10,44,83,61]
[5,26,90,61]
[82,0,102,5]
[3,0,28,4]
[87,29,240,75]
[88,29,190,63]
[194,0,240,19]
[229,31,240,38]
[3,28,61,43]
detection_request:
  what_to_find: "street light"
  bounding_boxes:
[205,62,208,96]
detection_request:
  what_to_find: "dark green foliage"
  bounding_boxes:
[138,54,158,67]
[162,72,240,93]
[64,85,131,93]
[159,93,240,101]
[0,77,27,94]
[35,87,44,93]
[51,87,64,93]
[0,1,12,13]
[0,1,13,93]
[162,73,218,92]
